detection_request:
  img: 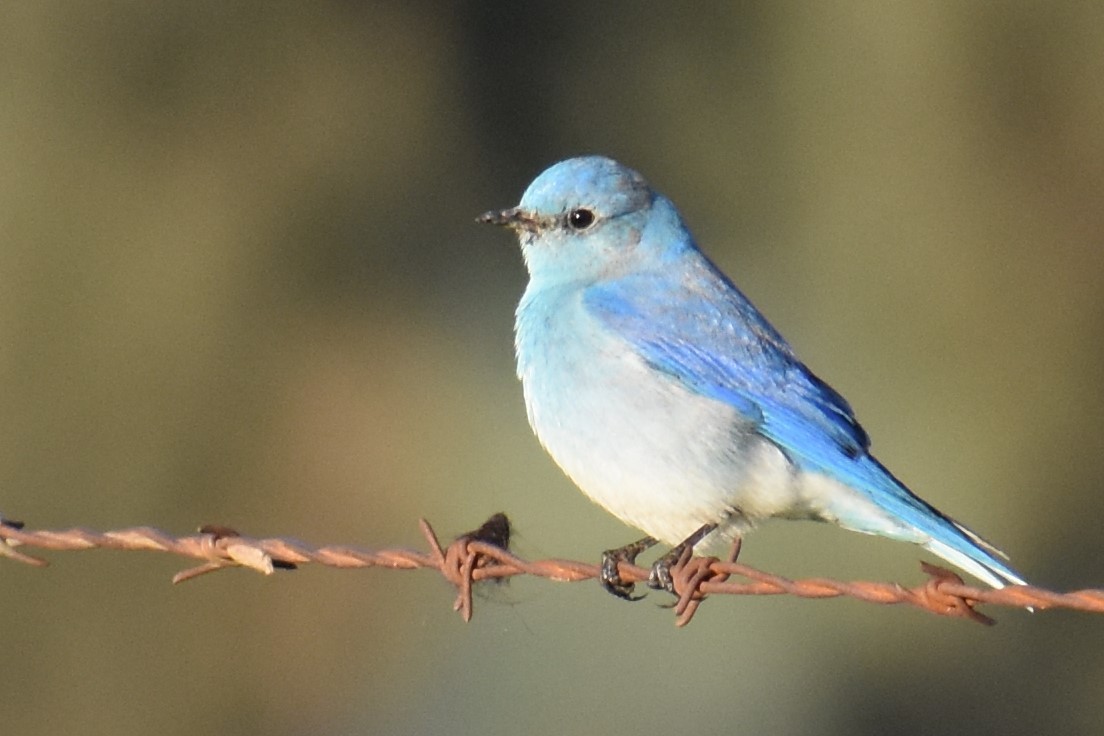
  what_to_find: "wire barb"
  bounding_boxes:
[2,512,1102,626]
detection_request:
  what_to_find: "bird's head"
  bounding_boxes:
[478,156,689,286]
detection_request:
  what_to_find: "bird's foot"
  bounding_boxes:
[646,546,686,594]
[600,536,657,601]
[646,522,718,595]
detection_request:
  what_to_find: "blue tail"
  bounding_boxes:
[821,455,1026,588]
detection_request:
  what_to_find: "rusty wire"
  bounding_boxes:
[2,512,1103,627]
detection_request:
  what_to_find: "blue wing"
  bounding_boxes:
[584,265,1024,586]
[583,268,870,474]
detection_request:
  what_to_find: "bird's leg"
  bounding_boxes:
[600,536,658,601]
[648,523,718,594]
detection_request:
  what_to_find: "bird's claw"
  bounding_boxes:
[600,536,658,601]
[600,551,644,600]
[647,551,680,594]
[646,522,718,595]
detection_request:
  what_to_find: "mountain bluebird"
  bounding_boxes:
[479,156,1025,598]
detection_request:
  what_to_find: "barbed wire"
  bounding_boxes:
[2,512,1102,627]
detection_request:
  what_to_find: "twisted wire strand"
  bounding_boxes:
[2,513,1102,627]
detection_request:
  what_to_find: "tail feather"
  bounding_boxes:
[823,455,1028,589]
[924,536,1026,589]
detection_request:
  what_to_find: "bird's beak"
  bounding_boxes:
[476,207,542,233]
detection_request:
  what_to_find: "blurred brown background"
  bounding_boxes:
[3,3,1103,735]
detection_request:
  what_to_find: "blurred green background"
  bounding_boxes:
[3,2,1103,734]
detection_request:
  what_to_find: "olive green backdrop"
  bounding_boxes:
[3,3,1103,735]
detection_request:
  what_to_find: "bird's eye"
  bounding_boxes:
[567,208,596,231]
